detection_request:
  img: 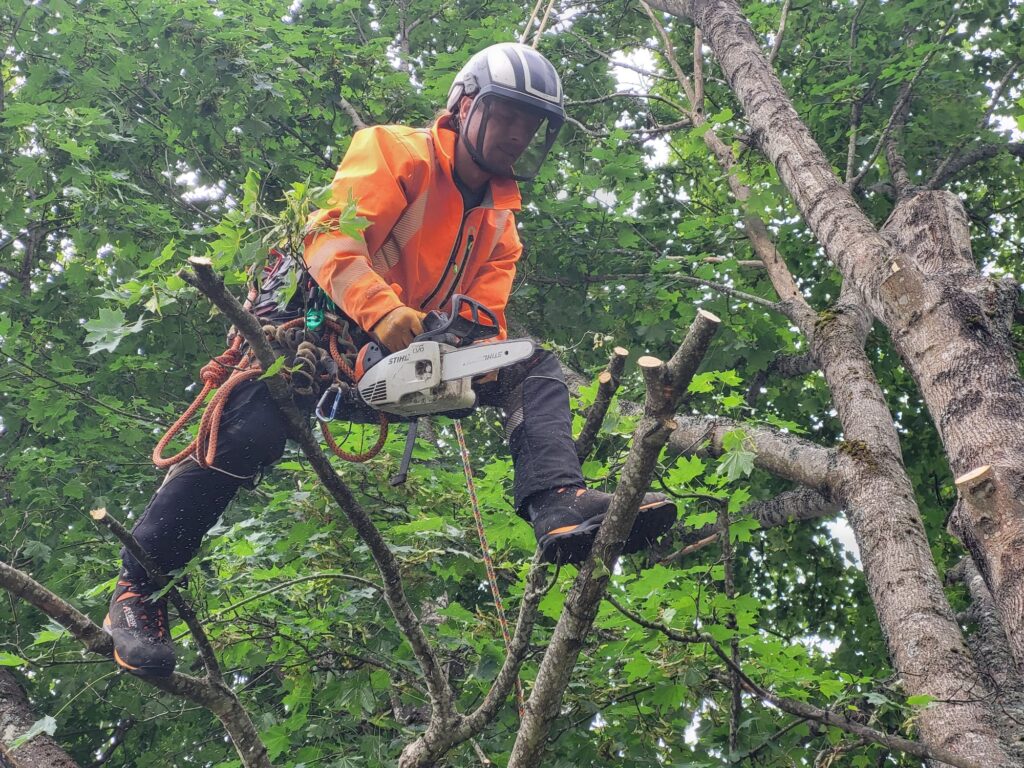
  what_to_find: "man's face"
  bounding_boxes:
[461,95,544,174]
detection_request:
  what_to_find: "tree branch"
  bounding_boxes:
[767,0,790,67]
[847,14,956,192]
[660,486,838,563]
[179,257,456,720]
[606,597,987,768]
[507,310,721,768]
[575,346,629,462]
[398,557,550,768]
[925,142,1024,190]
[640,0,697,107]
[0,559,270,767]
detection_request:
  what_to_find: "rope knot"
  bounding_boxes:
[200,348,242,387]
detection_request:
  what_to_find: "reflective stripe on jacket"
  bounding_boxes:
[303,114,523,339]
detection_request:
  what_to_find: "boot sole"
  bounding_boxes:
[103,615,176,678]
[538,499,677,565]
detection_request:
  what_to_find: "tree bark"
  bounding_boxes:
[0,670,79,768]
[812,295,1013,765]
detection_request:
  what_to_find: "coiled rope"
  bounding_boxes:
[153,317,388,470]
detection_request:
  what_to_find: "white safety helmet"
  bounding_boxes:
[446,42,565,181]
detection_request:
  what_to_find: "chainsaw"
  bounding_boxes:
[316,294,535,485]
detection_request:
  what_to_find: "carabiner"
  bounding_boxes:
[316,384,343,422]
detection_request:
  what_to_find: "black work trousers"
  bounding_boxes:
[121,349,583,584]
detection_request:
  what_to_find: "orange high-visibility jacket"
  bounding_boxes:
[303,114,522,339]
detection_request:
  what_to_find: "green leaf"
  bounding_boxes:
[8,715,57,750]
[905,694,935,707]
[717,449,756,481]
[22,540,52,564]
[258,356,288,380]
[0,652,28,667]
[83,308,145,354]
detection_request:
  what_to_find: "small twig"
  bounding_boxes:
[575,346,629,461]
[720,507,741,756]
[2,348,168,428]
[531,0,557,47]
[606,596,985,768]
[929,59,1020,186]
[767,0,791,67]
[88,717,136,768]
[925,141,1024,190]
[693,28,704,115]
[520,0,545,45]
[847,13,957,191]
[567,90,688,114]
[175,572,382,636]
[89,508,223,683]
[287,55,367,129]
[658,532,718,564]
[640,0,696,107]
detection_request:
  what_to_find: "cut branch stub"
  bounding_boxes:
[575,346,629,461]
[953,465,1024,673]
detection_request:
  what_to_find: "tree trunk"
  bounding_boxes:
[645,0,1024,675]
[0,670,79,768]
[812,296,1013,765]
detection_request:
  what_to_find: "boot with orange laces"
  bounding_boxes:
[103,576,175,677]
[525,486,677,565]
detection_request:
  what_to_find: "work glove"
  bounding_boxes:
[371,306,426,352]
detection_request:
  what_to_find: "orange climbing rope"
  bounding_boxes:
[454,419,525,716]
[153,317,388,470]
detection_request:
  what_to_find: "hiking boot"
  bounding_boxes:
[103,578,176,677]
[525,487,677,565]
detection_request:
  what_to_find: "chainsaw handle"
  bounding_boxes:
[417,295,500,347]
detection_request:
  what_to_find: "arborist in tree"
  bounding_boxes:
[104,43,678,677]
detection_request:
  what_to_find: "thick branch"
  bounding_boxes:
[507,311,721,768]
[0,669,80,767]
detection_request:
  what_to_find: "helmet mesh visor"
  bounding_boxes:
[464,94,561,181]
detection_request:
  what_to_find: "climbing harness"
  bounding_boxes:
[153,251,390,471]
[153,251,525,715]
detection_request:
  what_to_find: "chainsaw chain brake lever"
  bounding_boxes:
[415,294,500,348]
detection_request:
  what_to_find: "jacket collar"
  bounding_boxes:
[432,115,522,211]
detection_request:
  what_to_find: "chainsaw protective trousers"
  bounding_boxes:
[120,348,583,585]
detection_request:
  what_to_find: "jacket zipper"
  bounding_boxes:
[421,209,473,310]
[439,234,474,308]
